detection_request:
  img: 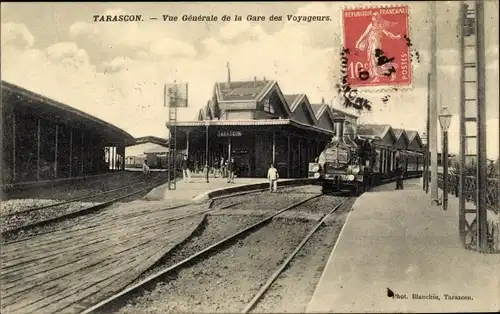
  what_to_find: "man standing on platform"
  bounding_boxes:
[227,157,236,183]
[142,160,150,182]
[267,164,279,192]
[182,155,192,183]
[395,162,404,190]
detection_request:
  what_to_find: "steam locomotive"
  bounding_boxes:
[308,114,376,195]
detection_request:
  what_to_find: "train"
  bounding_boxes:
[125,151,184,170]
[308,114,424,195]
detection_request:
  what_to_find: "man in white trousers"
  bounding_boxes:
[267,164,279,192]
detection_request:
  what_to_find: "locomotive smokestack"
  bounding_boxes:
[332,113,346,142]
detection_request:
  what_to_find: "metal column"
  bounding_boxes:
[287,135,291,178]
[272,131,276,164]
[55,125,58,178]
[167,84,178,190]
[424,73,431,193]
[69,128,73,177]
[205,124,209,183]
[186,131,190,157]
[37,119,41,181]
[12,111,16,182]
[81,132,84,175]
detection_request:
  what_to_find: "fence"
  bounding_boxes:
[431,171,499,214]
[430,171,499,252]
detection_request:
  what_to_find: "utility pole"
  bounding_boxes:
[429,1,439,204]
[424,72,431,193]
[474,0,488,252]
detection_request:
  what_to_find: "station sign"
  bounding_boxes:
[217,131,242,137]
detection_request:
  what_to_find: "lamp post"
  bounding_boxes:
[205,121,209,183]
[438,106,452,211]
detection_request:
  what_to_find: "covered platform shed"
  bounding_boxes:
[1,81,136,189]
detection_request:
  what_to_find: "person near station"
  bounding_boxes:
[142,160,150,181]
[227,157,236,183]
[395,162,404,190]
[267,164,279,192]
[182,155,193,183]
[220,156,226,178]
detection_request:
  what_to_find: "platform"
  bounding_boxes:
[307,178,499,313]
[143,176,313,202]
[0,200,209,314]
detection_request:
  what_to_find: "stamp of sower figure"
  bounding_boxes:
[342,5,412,89]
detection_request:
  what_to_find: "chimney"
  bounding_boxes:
[226,62,231,88]
[321,97,325,105]
[254,76,257,87]
[332,113,346,143]
[263,76,266,81]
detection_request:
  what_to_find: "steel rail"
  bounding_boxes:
[2,185,289,244]
[3,173,156,217]
[241,198,349,313]
[1,176,170,239]
[79,193,322,314]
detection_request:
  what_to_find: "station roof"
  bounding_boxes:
[166,119,335,136]
[134,136,169,147]
[2,81,135,146]
[215,80,273,102]
[357,124,392,139]
[144,146,169,154]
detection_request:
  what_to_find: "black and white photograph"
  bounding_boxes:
[1,1,499,313]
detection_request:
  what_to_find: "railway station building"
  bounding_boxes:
[1,81,136,189]
[166,78,359,179]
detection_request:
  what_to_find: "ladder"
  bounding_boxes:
[167,87,178,190]
[458,1,488,251]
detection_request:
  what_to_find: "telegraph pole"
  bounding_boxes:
[475,0,488,251]
[429,1,439,204]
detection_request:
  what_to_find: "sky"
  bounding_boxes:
[1,1,499,158]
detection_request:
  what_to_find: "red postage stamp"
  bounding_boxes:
[342,6,411,89]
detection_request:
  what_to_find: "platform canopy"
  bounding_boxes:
[1,80,136,146]
[133,136,170,147]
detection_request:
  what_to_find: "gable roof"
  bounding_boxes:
[357,124,394,140]
[287,94,317,124]
[215,80,273,102]
[310,103,324,118]
[284,94,302,111]
[406,130,423,147]
[331,107,359,120]
[256,81,292,117]
[393,128,410,143]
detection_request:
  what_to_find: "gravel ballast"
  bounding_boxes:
[251,198,355,313]
[117,218,316,314]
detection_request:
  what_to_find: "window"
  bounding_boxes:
[263,98,274,114]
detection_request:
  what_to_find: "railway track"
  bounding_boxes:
[241,200,348,313]
[79,193,348,314]
[3,173,146,217]
[1,186,307,245]
[1,173,170,239]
